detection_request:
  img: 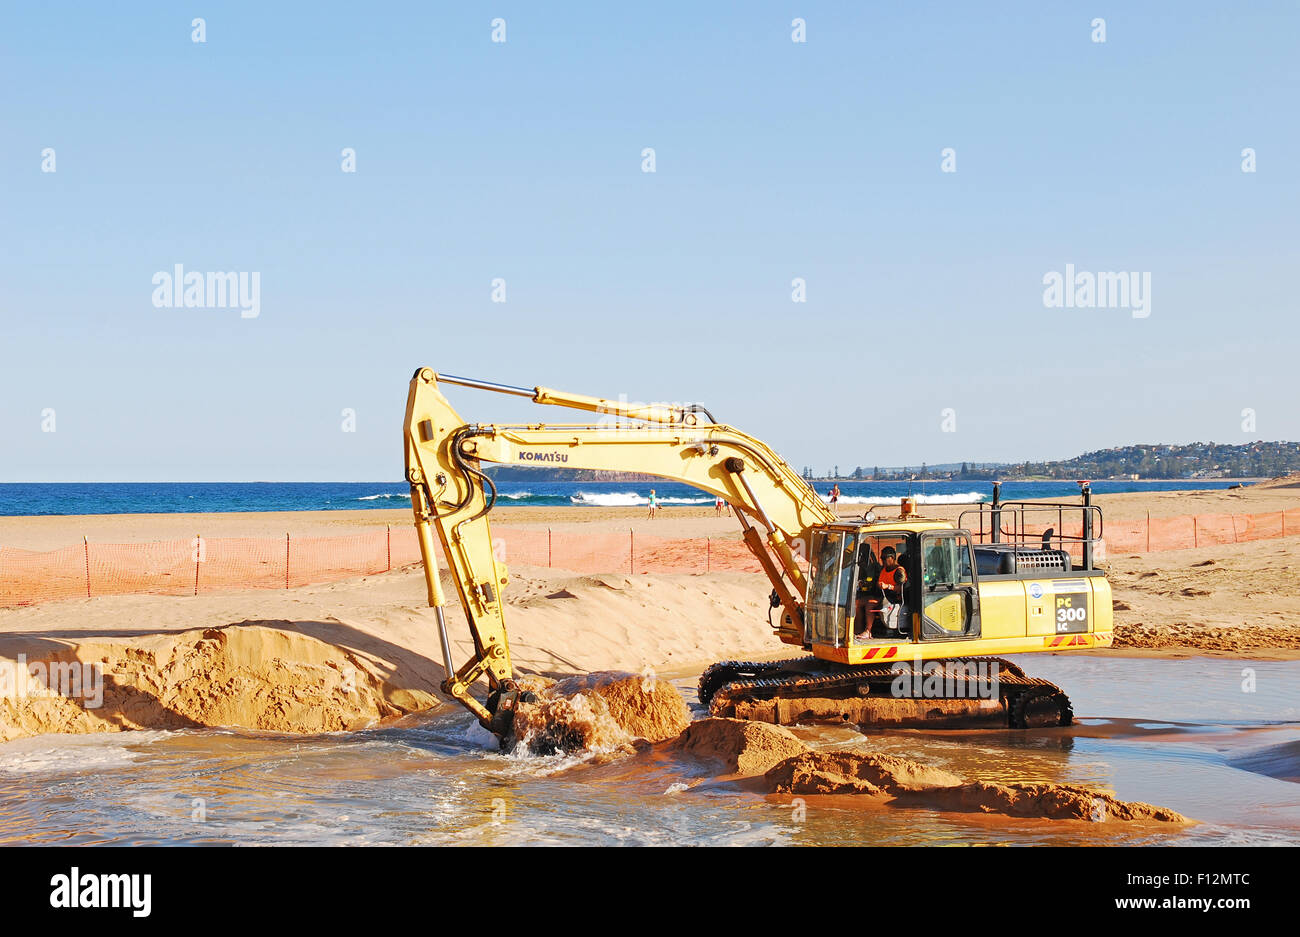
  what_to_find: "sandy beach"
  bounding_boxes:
[0,483,1298,744]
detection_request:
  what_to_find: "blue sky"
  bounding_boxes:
[2,2,1296,481]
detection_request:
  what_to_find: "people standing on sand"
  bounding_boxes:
[830,483,841,509]
[647,489,657,519]
[714,495,725,515]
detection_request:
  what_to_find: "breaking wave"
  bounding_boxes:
[826,492,987,505]
[352,487,985,508]
[568,491,714,507]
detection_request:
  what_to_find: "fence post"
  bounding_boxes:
[548,528,552,568]
[629,528,634,575]
[194,534,201,596]
[386,525,392,572]
[1193,516,1198,549]
[1231,515,1238,543]
[83,536,91,598]
[1284,510,1288,538]
[707,537,711,573]
[1146,511,1150,552]
[286,533,291,589]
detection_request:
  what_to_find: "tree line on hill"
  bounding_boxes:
[802,441,1300,481]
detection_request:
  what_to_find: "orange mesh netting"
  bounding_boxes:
[2,509,1298,608]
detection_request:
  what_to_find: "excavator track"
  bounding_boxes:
[701,656,1071,729]
[697,657,823,707]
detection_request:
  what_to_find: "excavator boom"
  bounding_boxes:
[404,368,833,734]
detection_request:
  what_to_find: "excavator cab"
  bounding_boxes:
[805,520,984,652]
[801,503,1108,674]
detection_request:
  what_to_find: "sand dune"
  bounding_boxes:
[763,748,1187,823]
[1109,537,1300,658]
[667,719,1188,823]
[0,564,771,743]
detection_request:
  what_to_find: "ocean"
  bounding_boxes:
[0,479,1246,517]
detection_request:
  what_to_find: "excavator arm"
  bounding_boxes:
[402,368,835,735]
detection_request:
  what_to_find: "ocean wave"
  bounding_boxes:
[353,488,985,508]
[826,492,987,505]
[568,491,714,507]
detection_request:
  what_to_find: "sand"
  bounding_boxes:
[0,564,767,743]
[0,483,1297,744]
[672,717,808,776]
[666,723,1188,824]
[1109,537,1300,658]
[763,748,1188,823]
[765,749,962,793]
[0,623,430,744]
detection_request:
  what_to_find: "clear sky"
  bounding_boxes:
[2,2,1296,482]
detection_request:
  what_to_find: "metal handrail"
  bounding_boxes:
[959,502,1105,556]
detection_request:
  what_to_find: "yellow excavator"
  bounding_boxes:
[404,368,1113,742]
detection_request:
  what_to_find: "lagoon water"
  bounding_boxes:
[0,656,1295,846]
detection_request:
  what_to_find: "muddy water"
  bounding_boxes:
[0,656,1296,846]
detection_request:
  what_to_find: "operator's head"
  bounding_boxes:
[881,546,897,568]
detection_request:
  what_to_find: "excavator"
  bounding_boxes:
[403,368,1113,743]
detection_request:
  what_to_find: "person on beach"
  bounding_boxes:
[715,495,729,515]
[647,489,657,519]
[830,483,841,508]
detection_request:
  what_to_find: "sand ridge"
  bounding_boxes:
[0,623,438,743]
[761,749,1187,823]
[672,717,808,776]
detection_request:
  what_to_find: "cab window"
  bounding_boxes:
[807,530,858,647]
[919,531,980,639]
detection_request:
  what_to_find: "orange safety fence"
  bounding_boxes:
[2,508,1299,608]
[0,526,765,608]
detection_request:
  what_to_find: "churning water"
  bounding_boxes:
[0,656,1296,846]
